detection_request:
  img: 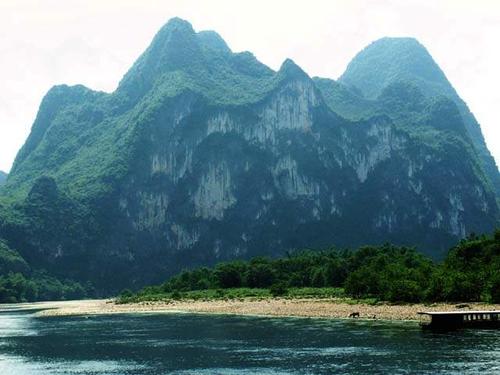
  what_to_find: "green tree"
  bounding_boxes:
[214,262,245,288]
[246,260,275,288]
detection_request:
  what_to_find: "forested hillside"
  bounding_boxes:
[0,18,498,295]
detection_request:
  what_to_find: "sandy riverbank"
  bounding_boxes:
[13,298,498,321]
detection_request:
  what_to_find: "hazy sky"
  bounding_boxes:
[1,0,499,173]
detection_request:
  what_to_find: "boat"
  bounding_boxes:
[418,310,500,330]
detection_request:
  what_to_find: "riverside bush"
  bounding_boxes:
[121,229,500,304]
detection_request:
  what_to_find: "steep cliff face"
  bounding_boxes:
[339,37,500,197]
[0,19,498,291]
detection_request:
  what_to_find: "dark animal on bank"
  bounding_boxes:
[349,312,360,318]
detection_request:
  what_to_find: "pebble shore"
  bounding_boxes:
[27,298,500,321]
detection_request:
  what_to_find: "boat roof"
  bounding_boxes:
[418,310,499,315]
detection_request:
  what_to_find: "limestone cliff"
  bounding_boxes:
[0,19,498,291]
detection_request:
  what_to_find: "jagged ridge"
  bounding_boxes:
[0,18,498,293]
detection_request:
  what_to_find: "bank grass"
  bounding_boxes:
[286,287,345,298]
[116,287,347,304]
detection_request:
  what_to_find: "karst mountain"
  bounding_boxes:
[0,18,498,292]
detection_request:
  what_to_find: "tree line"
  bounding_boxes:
[121,229,500,304]
[0,239,92,303]
[0,271,91,303]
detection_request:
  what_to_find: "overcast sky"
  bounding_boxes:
[1,0,499,173]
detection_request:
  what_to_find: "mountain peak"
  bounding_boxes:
[151,17,197,51]
[371,36,422,47]
[278,58,309,80]
[146,17,198,61]
[161,17,194,33]
[339,36,500,196]
[197,30,231,54]
[118,17,201,98]
[339,37,448,99]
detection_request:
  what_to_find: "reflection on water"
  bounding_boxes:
[0,308,498,374]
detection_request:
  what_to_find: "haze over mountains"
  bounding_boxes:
[0,18,498,293]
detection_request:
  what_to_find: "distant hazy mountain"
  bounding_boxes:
[0,18,498,292]
[0,171,6,186]
[338,37,500,198]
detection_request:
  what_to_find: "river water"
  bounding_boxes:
[0,308,498,374]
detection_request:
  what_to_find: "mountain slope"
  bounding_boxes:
[0,171,6,186]
[0,19,498,292]
[339,37,500,197]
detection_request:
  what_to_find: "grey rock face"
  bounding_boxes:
[1,20,498,291]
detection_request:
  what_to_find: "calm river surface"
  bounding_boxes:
[0,308,498,374]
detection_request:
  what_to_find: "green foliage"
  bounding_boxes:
[0,238,91,303]
[427,231,500,302]
[490,273,500,303]
[116,287,349,304]
[122,230,500,304]
[246,258,276,288]
[312,77,376,120]
[311,267,327,287]
[0,271,89,303]
[0,273,36,303]
[387,280,424,303]
[119,289,134,299]
[0,171,6,186]
[0,240,29,275]
[344,244,433,302]
[339,37,452,100]
[214,262,245,288]
[286,287,345,299]
[338,36,500,197]
[270,282,288,297]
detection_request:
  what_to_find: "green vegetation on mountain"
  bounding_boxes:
[0,18,498,295]
[0,177,94,302]
[312,77,377,120]
[0,240,28,275]
[0,271,89,303]
[0,171,6,186]
[339,37,500,197]
[119,229,500,304]
[0,240,90,303]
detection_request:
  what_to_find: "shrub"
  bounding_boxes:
[270,282,288,297]
[387,279,424,303]
[171,291,182,300]
[119,289,134,298]
[489,273,500,303]
[311,267,327,287]
[246,262,275,288]
[214,262,245,288]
